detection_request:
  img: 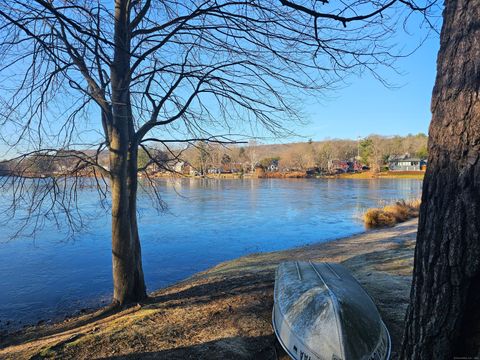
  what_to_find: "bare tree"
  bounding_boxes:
[0,0,438,307]
[245,140,260,171]
[192,141,210,175]
[315,141,336,171]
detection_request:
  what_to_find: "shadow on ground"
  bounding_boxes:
[0,220,417,360]
[100,335,280,360]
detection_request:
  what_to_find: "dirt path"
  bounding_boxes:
[0,220,418,359]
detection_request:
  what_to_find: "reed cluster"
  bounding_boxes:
[363,199,421,228]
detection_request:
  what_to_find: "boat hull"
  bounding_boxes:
[272,261,391,360]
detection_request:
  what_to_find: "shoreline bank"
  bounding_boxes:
[0,219,418,359]
[1,170,425,181]
[144,170,425,180]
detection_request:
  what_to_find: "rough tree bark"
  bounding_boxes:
[401,0,480,358]
[109,0,146,305]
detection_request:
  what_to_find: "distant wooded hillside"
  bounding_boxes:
[0,134,428,176]
[178,133,428,173]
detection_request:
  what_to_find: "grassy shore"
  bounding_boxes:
[336,171,425,180]
[0,220,418,360]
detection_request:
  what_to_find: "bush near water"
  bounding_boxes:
[364,199,421,228]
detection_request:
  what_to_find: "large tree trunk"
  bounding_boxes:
[110,149,146,305]
[108,0,146,305]
[401,0,480,358]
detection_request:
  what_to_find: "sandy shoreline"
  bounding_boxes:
[0,219,418,359]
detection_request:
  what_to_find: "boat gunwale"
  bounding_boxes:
[272,305,323,360]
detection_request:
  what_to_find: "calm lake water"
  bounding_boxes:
[0,178,422,330]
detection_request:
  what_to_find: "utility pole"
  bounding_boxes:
[357,136,361,159]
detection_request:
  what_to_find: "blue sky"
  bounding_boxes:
[0,10,441,159]
[289,33,440,142]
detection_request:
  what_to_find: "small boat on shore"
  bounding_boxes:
[273,261,390,360]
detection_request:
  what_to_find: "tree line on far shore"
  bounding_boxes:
[0,133,428,177]
[165,132,428,174]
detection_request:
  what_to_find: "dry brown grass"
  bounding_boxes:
[337,171,425,180]
[0,220,419,360]
[263,171,307,178]
[364,199,421,228]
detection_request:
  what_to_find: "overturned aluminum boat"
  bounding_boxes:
[273,261,390,360]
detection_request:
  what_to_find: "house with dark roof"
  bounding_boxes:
[388,155,427,171]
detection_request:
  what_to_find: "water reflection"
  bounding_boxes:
[0,178,422,330]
